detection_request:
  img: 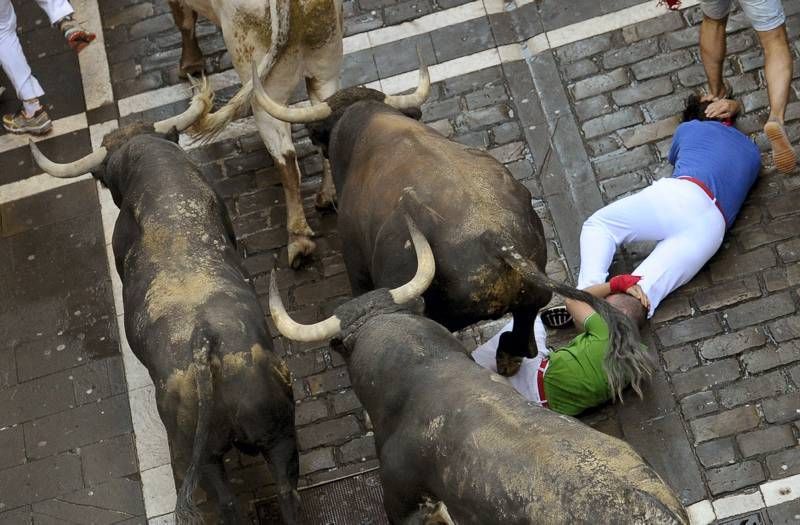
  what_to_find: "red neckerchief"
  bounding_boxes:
[721,118,734,127]
[658,0,681,9]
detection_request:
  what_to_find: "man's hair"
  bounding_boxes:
[682,93,737,124]
[606,294,647,329]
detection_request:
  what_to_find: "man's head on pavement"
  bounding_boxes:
[606,293,646,329]
[683,94,715,123]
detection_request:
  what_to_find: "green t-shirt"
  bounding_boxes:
[543,313,614,416]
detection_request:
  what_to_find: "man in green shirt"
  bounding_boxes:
[471,276,648,416]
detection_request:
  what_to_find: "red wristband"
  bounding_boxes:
[658,0,681,10]
[610,274,642,294]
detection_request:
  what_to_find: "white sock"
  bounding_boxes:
[23,99,41,117]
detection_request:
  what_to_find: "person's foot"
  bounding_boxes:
[59,16,96,53]
[540,306,574,329]
[764,120,797,174]
[3,108,53,135]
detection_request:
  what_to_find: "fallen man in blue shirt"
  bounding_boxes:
[577,94,763,319]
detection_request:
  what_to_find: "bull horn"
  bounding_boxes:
[383,47,431,110]
[29,140,107,178]
[269,271,342,342]
[389,216,435,304]
[251,60,332,123]
[154,75,213,134]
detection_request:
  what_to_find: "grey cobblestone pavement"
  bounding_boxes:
[1,0,800,523]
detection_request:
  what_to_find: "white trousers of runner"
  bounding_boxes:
[0,0,73,101]
[471,315,550,404]
[577,178,727,317]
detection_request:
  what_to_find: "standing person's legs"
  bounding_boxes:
[739,0,797,173]
[699,0,732,98]
[0,0,44,102]
[34,0,95,53]
[577,180,677,290]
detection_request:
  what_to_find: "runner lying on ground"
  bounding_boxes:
[472,277,648,416]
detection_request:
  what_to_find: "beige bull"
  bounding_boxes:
[168,0,344,267]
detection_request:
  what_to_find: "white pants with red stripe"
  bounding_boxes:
[471,316,550,405]
[0,0,73,100]
[577,178,727,317]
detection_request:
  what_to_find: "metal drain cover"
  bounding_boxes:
[718,510,767,525]
[256,469,390,524]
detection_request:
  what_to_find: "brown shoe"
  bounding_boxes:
[2,107,52,135]
[764,121,797,174]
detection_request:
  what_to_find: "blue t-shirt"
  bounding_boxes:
[668,120,761,228]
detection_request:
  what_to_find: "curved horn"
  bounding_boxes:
[29,140,107,178]
[269,271,341,342]
[389,216,435,304]
[384,47,431,109]
[251,60,332,123]
[154,75,213,134]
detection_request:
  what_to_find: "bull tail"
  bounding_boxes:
[188,0,291,143]
[174,328,215,525]
[498,247,653,401]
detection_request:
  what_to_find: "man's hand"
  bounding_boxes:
[705,98,741,119]
[625,284,650,311]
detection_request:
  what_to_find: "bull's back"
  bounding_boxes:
[339,113,546,327]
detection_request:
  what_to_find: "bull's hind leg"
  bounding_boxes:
[199,455,244,525]
[167,0,204,78]
[262,437,301,524]
[496,308,537,377]
[305,76,340,211]
[253,109,316,268]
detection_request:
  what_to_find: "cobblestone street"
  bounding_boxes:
[0,0,799,523]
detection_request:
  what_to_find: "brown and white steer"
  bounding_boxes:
[170,0,344,267]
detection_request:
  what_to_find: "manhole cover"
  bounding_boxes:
[256,469,389,525]
[718,510,767,525]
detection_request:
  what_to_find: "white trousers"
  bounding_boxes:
[0,0,73,101]
[577,178,727,317]
[471,316,550,404]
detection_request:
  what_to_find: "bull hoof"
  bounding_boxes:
[314,188,337,212]
[288,235,316,269]
[496,350,523,377]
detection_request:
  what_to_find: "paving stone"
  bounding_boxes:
[766,447,800,479]
[331,390,361,415]
[762,392,800,424]
[652,296,693,323]
[622,11,685,43]
[778,239,800,263]
[767,499,800,524]
[0,347,15,389]
[719,370,789,409]
[631,50,694,81]
[665,25,700,50]
[739,217,800,251]
[31,477,144,523]
[743,89,770,113]
[603,38,659,69]
[710,247,776,282]
[574,94,612,122]
[24,394,133,460]
[743,342,800,374]
[618,115,680,148]
[80,434,138,487]
[299,447,336,475]
[769,315,800,343]
[694,275,761,312]
[562,58,599,81]
[662,346,699,373]
[295,399,329,427]
[724,292,796,330]
[696,437,737,468]
[464,85,507,111]
[0,369,77,427]
[601,171,647,200]
[671,358,741,397]
[297,415,361,450]
[492,121,523,145]
[306,367,351,396]
[571,68,629,100]
[583,107,643,139]
[431,18,494,63]
[656,314,723,347]
[338,435,376,464]
[737,425,796,458]
[489,141,526,163]
[612,77,674,107]
[0,426,25,470]
[556,33,613,63]
[706,460,765,496]
[699,328,767,360]
[384,0,432,25]
[690,405,761,443]
[643,90,694,121]
[0,453,83,509]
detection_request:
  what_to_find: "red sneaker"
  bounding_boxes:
[59,17,96,54]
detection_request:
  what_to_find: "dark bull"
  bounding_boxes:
[29,81,300,525]
[269,223,688,524]
[249,56,651,398]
